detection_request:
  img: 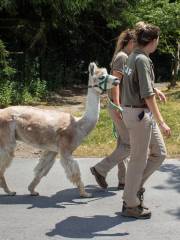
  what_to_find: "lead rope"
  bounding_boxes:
[107,96,123,139]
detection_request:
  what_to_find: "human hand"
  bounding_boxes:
[155,88,167,103]
[113,109,123,120]
[159,121,171,137]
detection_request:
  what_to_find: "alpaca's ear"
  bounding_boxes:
[89,62,96,76]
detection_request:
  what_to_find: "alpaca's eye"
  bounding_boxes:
[99,75,105,80]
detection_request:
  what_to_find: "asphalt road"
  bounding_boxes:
[0,157,180,240]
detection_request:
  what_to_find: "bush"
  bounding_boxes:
[0,79,47,106]
[29,78,47,101]
[0,80,15,106]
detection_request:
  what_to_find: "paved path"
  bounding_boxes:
[0,158,180,240]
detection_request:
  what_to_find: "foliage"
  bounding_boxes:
[0,39,16,80]
[0,38,47,106]
[29,78,47,101]
[121,0,180,84]
[0,39,16,106]
[0,0,179,97]
[122,0,180,54]
[0,80,15,106]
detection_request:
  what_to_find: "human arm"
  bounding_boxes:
[111,70,123,105]
[145,95,171,137]
[110,70,123,119]
[110,52,127,118]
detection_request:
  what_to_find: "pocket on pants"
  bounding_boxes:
[123,109,153,129]
[141,111,153,128]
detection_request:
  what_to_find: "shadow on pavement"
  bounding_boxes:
[155,163,180,193]
[46,213,133,239]
[0,185,116,209]
[166,208,180,220]
[155,163,180,219]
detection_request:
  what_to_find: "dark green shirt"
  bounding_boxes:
[121,49,155,106]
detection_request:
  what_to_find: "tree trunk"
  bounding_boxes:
[170,42,180,87]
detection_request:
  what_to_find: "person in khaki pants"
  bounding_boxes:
[90,29,135,189]
[121,22,171,219]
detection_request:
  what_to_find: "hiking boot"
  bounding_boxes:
[117,182,125,190]
[121,201,151,219]
[90,167,108,189]
[137,187,149,210]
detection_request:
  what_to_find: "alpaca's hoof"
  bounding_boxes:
[8,191,16,196]
[30,191,39,196]
[80,192,93,198]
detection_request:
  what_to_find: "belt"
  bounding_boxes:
[124,104,148,108]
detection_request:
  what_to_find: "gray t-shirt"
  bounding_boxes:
[109,51,128,100]
[121,49,155,106]
[111,51,128,73]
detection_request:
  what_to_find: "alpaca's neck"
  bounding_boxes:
[78,87,100,135]
[83,88,100,121]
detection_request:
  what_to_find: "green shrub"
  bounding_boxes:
[30,78,47,100]
[21,88,34,104]
[0,80,15,106]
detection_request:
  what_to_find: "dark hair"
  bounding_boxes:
[111,29,135,63]
[135,22,160,46]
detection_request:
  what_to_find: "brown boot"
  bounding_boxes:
[121,201,151,219]
[90,167,108,189]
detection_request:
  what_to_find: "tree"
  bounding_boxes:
[122,0,180,86]
[1,0,179,93]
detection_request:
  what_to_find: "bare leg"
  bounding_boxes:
[28,151,57,196]
[60,152,92,198]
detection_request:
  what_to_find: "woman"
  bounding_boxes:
[90,29,135,190]
[121,22,171,219]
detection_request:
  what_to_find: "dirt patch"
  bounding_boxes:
[15,142,43,158]
[36,86,87,113]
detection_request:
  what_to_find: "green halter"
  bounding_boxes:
[98,75,108,93]
[88,74,110,94]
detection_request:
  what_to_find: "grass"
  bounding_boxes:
[74,84,180,158]
[159,86,180,157]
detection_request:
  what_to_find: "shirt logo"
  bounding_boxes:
[124,66,132,76]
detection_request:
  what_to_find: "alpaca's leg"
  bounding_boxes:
[60,153,92,198]
[0,150,16,196]
[0,174,16,196]
[0,117,16,196]
[28,151,57,196]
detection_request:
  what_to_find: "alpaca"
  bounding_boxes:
[0,62,119,198]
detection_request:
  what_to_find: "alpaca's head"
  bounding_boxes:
[88,62,120,94]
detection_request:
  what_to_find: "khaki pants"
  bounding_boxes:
[94,105,130,183]
[122,107,167,207]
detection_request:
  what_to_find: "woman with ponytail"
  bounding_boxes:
[90,29,135,191]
